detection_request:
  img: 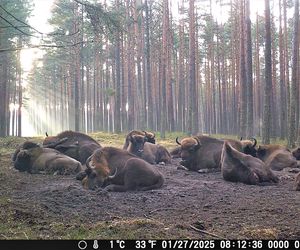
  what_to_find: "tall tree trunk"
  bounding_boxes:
[188,0,198,135]
[288,0,299,147]
[262,0,272,144]
[239,0,247,138]
[245,0,253,138]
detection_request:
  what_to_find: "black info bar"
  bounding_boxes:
[0,239,299,250]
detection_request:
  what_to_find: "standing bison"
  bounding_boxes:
[127,133,171,164]
[81,147,164,192]
[256,145,298,171]
[12,141,82,175]
[221,141,278,185]
[123,130,156,150]
[175,135,257,172]
[43,130,101,165]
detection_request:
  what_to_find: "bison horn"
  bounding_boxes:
[250,137,257,147]
[176,137,181,145]
[85,155,93,170]
[45,132,49,137]
[194,137,201,147]
[108,168,117,180]
[240,137,243,141]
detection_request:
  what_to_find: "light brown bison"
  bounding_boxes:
[221,141,278,185]
[127,134,171,164]
[256,145,298,171]
[123,130,156,150]
[81,147,164,192]
[12,141,82,175]
[295,173,300,191]
[43,130,101,164]
[175,135,258,172]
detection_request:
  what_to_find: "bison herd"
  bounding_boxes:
[11,130,300,192]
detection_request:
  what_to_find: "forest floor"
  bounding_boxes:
[0,133,299,240]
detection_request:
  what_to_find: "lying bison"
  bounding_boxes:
[12,141,82,175]
[123,130,156,150]
[81,147,164,192]
[292,147,300,160]
[175,135,258,172]
[295,173,300,191]
[127,133,171,164]
[256,145,298,171]
[43,130,101,164]
[221,141,278,185]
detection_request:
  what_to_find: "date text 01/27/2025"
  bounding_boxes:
[106,240,299,249]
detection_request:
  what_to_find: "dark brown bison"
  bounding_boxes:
[295,173,300,191]
[220,141,278,185]
[127,134,171,164]
[175,135,258,172]
[43,130,101,165]
[12,141,82,175]
[256,145,298,171]
[81,147,164,191]
[123,130,156,150]
[292,147,300,160]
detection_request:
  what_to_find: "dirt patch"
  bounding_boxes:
[0,150,299,239]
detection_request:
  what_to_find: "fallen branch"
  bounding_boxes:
[189,225,224,239]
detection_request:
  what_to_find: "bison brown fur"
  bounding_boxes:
[221,141,278,185]
[13,141,82,175]
[257,145,298,171]
[295,173,300,191]
[43,130,101,164]
[81,147,164,192]
[123,130,156,150]
[292,147,300,160]
[127,134,171,164]
[175,135,258,172]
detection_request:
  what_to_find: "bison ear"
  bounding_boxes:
[144,136,148,142]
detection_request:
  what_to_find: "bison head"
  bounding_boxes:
[129,134,147,157]
[143,131,156,144]
[82,149,111,190]
[13,150,32,172]
[241,138,257,157]
[292,147,300,160]
[176,137,201,165]
[12,141,41,172]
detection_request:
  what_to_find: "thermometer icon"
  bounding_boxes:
[93,240,99,249]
